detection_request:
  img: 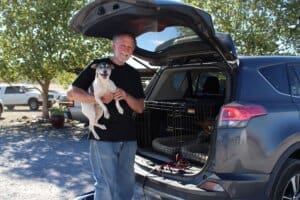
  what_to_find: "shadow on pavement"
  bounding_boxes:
[0,121,94,199]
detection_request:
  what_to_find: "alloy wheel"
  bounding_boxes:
[282,173,300,200]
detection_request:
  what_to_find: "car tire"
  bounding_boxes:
[28,98,39,111]
[6,105,15,110]
[271,158,300,200]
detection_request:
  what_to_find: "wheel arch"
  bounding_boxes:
[265,142,300,198]
[28,97,38,103]
[28,97,39,110]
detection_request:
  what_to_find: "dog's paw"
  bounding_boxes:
[91,130,101,140]
[118,107,124,115]
[104,112,110,119]
[95,124,106,130]
[99,125,107,130]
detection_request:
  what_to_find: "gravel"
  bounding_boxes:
[0,107,94,200]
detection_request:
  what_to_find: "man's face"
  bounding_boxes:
[112,35,135,64]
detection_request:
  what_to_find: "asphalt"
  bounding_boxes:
[0,120,94,200]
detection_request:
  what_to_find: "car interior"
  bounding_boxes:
[135,65,228,175]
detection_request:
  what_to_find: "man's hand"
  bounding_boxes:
[101,92,114,104]
[114,88,144,113]
[114,88,128,101]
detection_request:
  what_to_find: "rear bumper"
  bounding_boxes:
[135,173,229,200]
[134,163,270,200]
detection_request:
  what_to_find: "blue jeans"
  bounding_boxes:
[89,140,137,200]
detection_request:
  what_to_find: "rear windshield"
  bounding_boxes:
[136,26,197,52]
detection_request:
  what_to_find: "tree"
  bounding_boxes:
[183,0,299,55]
[0,0,111,118]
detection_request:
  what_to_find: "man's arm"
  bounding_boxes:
[67,86,96,104]
[68,86,144,113]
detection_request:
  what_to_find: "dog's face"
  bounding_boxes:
[92,63,114,79]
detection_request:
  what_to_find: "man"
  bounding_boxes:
[67,33,145,200]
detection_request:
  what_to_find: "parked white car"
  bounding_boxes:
[0,84,43,110]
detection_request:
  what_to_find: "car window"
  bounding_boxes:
[259,64,290,94]
[136,26,197,52]
[25,87,41,93]
[5,86,23,94]
[172,72,186,90]
[192,71,225,96]
[149,70,188,100]
[148,69,226,101]
[288,64,300,96]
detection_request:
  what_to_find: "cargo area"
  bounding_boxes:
[135,66,227,176]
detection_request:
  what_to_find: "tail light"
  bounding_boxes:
[218,103,267,128]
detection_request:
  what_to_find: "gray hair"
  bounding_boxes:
[112,32,137,46]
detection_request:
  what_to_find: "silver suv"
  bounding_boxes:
[71,1,300,199]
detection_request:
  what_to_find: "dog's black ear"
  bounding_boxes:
[90,59,103,69]
[91,63,98,69]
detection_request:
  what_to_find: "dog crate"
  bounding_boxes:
[136,99,222,164]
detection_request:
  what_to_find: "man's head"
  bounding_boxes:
[112,33,136,65]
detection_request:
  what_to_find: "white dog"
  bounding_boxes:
[81,62,124,140]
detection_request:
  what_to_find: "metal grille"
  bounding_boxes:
[136,100,222,163]
[145,100,219,133]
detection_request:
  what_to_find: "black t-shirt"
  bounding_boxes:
[72,58,145,141]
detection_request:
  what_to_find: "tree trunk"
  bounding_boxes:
[40,81,51,119]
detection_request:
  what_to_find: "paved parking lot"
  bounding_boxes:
[0,108,94,200]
